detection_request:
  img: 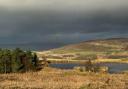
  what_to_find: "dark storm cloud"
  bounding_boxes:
[0,0,128,46]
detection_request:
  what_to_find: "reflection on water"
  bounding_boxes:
[97,63,128,73]
[49,63,128,73]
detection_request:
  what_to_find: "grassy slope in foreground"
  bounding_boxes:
[0,67,128,89]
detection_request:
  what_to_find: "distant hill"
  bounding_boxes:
[50,38,128,53]
[37,38,128,61]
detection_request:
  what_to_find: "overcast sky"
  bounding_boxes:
[0,0,128,49]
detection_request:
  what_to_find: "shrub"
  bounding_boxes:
[84,59,101,72]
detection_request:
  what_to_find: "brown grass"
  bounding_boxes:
[0,67,128,89]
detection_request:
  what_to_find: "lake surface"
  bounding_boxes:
[49,63,128,73]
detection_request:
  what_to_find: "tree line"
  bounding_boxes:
[0,48,38,73]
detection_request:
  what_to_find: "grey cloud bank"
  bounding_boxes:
[0,0,128,50]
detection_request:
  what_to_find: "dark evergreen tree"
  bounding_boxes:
[0,49,4,73]
[32,53,38,67]
[11,48,23,72]
[3,49,12,73]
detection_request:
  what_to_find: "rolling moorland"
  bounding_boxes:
[0,38,128,89]
[37,38,128,63]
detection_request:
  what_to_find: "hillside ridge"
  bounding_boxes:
[50,38,128,53]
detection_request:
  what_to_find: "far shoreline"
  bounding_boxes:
[45,58,128,64]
